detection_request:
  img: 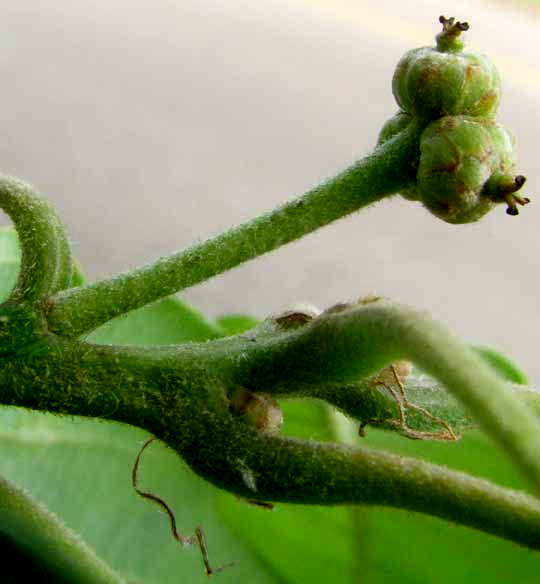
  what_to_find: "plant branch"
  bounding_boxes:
[178,415,540,551]
[186,301,540,493]
[44,119,426,338]
[2,299,540,549]
[1,336,539,552]
[0,176,72,301]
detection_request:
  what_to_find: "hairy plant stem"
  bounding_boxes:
[1,106,539,556]
[204,302,540,491]
[44,119,426,338]
[1,300,540,550]
[0,177,72,301]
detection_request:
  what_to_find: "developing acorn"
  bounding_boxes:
[415,116,529,223]
[377,113,530,223]
[392,16,500,119]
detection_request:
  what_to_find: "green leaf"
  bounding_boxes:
[472,345,528,384]
[401,367,534,436]
[215,314,260,336]
[87,297,223,345]
[0,227,21,302]
[359,428,540,583]
[0,470,123,584]
[360,355,533,437]
[0,408,281,584]
[70,257,86,287]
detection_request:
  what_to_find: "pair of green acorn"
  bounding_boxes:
[378,16,529,223]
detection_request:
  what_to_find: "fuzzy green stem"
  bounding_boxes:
[206,302,540,493]
[0,472,124,583]
[0,176,72,301]
[44,120,425,338]
[0,332,539,551]
[183,419,540,550]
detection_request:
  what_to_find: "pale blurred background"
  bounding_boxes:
[1,0,539,380]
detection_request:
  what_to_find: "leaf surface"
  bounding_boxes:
[0,227,21,300]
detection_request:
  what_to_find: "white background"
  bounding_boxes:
[1,0,539,381]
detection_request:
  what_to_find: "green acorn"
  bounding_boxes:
[392,16,500,119]
[416,116,529,223]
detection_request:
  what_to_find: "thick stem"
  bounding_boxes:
[12,299,540,499]
[194,302,540,494]
[0,332,539,552]
[44,120,425,338]
[178,415,540,551]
